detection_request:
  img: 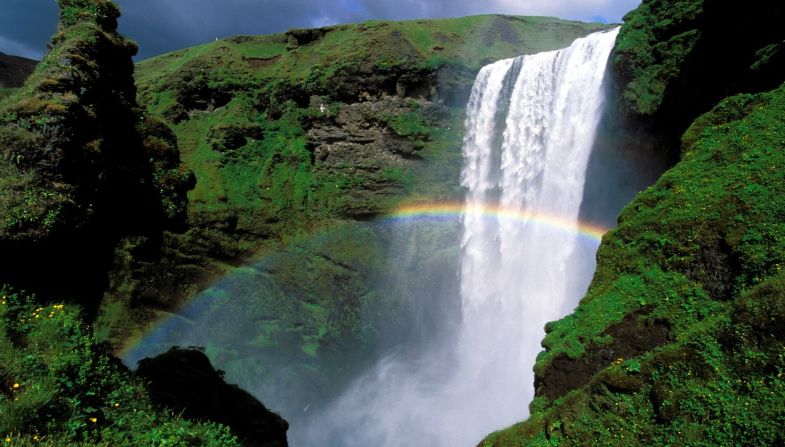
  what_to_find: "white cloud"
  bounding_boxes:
[486,0,641,21]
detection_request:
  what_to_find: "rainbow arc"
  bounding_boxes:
[383,201,608,242]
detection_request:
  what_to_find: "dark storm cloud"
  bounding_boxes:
[0,0,58,59]
[0,0,641,60]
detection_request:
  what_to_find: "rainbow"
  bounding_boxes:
[118,200,610,361]
[380,201,609,243]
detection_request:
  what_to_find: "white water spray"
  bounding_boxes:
[297,28,620,446]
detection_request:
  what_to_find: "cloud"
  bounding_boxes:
[0,0,58,59]
[0,0,642,60]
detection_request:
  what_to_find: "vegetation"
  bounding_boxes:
[0,0,192,313]
[613,0,784,159]
[8,0,783,444]
[484,80,785,447]
[0,288,241,446]
[0,88,17,101]
[0,1,251,445]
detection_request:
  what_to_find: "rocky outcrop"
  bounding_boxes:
[137,348,289,447]
[0,0,192,309]
[304,96,431,218]
[0,52,37,88]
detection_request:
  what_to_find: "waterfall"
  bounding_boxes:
[457,26,620,437]
[297,27,620,446]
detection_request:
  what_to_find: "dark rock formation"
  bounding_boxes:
[0,0,192,310]
[137,348,288,447]
[0,52,37,88]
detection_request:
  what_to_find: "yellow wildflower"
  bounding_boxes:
[12,383,19,389]
[88,417,97,424]
[4,437,10,443]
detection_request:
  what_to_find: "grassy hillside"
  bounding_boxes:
[482,0,785,444]
[132,15,608,235]
[0,289,242,446]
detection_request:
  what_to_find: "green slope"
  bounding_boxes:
[484,78,785,447]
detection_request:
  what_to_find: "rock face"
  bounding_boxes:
[304,96,431,218]
[0,0,192,308]
[136,348,289,447]
[0,52,37,88]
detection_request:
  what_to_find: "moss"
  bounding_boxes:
[58,0,121,29]
[0,288,241,446]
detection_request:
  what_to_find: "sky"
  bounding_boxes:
[0,0,642,61]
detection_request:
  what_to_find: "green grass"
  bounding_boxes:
[0,288,241,446]
[0,88,18,102]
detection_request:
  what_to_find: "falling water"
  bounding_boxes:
[298,27,621,446]
[458,26,620,436]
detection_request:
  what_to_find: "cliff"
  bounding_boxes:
[482,0,785,445]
